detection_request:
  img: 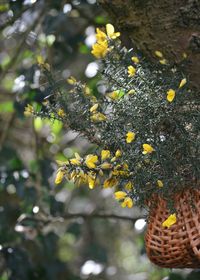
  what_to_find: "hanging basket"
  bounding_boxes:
[145,189,200,268]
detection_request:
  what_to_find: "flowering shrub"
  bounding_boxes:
[25,24,200,227]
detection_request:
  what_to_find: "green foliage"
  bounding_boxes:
[34,29,200,210]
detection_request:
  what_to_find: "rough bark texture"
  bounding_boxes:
[99,0,200,91]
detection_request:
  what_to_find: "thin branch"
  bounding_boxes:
[63,212,138,222]
[0,2,38,32]
[18,212,140,226]
[0,3,46,80]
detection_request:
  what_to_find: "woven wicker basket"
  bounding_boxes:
[145,189,200,268]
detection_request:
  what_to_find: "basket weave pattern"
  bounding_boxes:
[145,189,200,268]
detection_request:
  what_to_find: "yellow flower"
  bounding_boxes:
[85,154,98,169]
[87,173,96,189]
[128,65,136,77]
[157,180,164,188]
[101,150,111,161]
[91,40,109,58]
[57,109,66,117]
[70,170,77,181]
[142,144,155,154]
[100,162,112,169]
[125,181,133,191]
[159,59,167,65]
[106,23,120,39]
[126,131,135,143]
[131,56,139,64]
[70,158,81,165]
[115,149,122,157]
[90,112,107,122]
[112,169,129,177]
[123,163,129,170]
[182,52,187,59]
[103,177,118,188]
[155,50,163,58]
[37,55,45,65]
[114,191,127,200]
[121,197,133,208]
[90,103,99,113]
[75,172,88,186]
[56,160,69,166]
[55,170,64,184]
[167,89,176,102]
[162,214,177,228]
[37,56,50,70]
[99,169,104,176]
[24,104,34,117]
[67,76,77,85]
[127,89,136,95]
[107,91,119,100]
[179,78,187,88]
[110,156,117,163]
[75,152,82,160]
[112,163,129,177]
[95,28,107,43]
[70,153,82,166]
[87,177,95,189]
[84,86,91,96]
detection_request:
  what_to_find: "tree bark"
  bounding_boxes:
[99,0,200,91]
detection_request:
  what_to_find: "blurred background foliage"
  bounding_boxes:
[0,1,200,279]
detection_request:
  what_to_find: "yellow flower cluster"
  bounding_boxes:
[114,191,133,208]
[90,112,107,122]
[89,103,107,122]
[24,104,34,117]
[54,138,166,211]
[38,23,190,227]
[91,24,120,58]
[55,148,125,187]
[54,148,136,210]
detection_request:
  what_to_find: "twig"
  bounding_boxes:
[63,212,138,222]
[0,3,46,80]
[18,212,140,226]
[0,2,38,32]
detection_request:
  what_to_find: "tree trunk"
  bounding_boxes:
[99,0,200,91]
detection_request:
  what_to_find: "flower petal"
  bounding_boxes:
[106,23,115,37]
[162,214,177,228]
[167,89,176,102]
